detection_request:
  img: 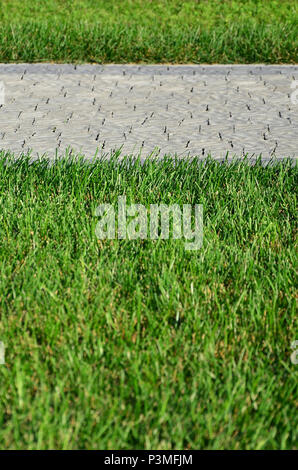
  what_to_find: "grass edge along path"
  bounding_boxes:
[1,21,297,64]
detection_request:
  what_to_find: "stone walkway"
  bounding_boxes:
[0,64,297,160]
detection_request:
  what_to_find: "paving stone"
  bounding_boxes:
[0,64,297,161]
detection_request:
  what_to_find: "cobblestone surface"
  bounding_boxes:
[0,64,297,160]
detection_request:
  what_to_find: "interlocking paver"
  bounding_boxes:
[0,64,297,160]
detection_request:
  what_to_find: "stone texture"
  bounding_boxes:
[0,64,297,161]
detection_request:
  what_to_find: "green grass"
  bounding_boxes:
[0,152,297,449]
[0,0,297,63]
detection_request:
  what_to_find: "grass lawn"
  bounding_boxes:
[0,153,297,449]
[0,0,297,63]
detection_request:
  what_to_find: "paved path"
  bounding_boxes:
[0,64,297,160]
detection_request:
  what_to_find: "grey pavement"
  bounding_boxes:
[0,64,297,161]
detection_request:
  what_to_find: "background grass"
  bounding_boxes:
[0,0,297,63]
[0,153,297,449]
